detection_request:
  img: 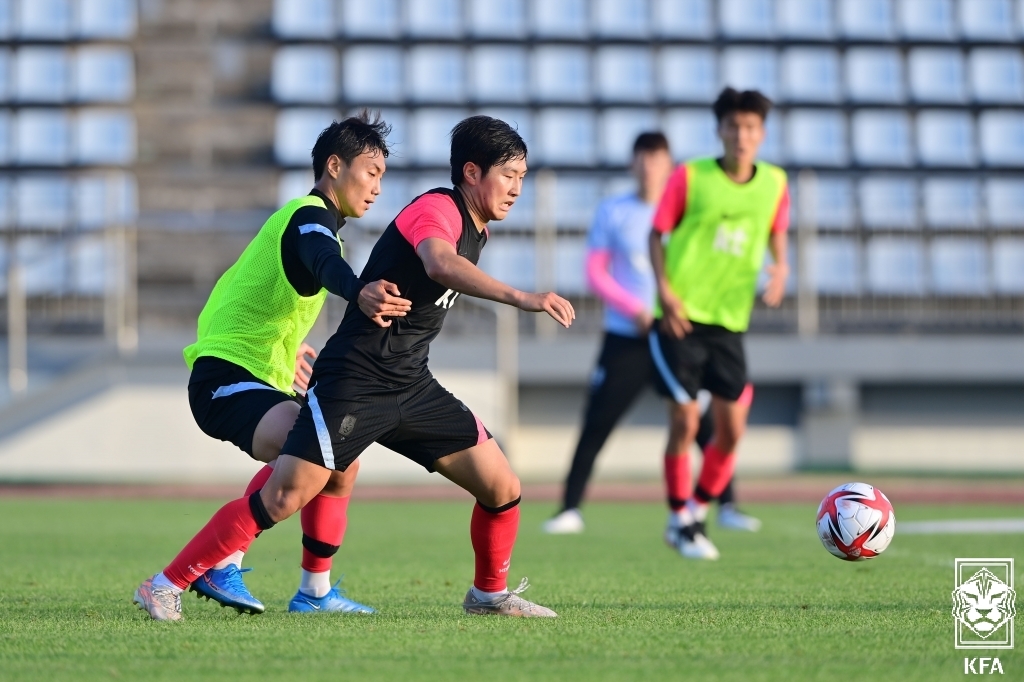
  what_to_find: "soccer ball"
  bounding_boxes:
[816,482,895,561]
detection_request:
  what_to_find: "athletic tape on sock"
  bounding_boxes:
[477,496,522,514]
[248,491,277,531]
[301,533,340,558]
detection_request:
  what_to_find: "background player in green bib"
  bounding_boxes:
[160,113,412,617]
[648,88,790,561]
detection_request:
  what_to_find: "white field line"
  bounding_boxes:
[900,519,1024,535]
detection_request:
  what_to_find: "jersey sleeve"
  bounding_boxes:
[294,228,365,302]
[771,184,791,234]
[395,193,463,249]
[652,164,688,234]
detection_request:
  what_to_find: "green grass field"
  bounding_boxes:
[0,498,1020,681]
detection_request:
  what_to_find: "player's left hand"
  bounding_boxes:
[293,342,316,393]
[762,263,789,308]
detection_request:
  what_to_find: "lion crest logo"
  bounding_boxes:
[952,568,1017,639]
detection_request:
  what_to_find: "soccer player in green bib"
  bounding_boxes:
[135,113,412,619]
[649,88,790,560]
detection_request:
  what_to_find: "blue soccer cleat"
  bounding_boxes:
[288,579,375,614]
[189,565,265,615]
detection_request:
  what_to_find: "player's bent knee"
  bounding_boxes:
[478,473,520,509]
[322,460,359,497]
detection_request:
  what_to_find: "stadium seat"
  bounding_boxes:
[272,0,335,39]
[0,49,9,101]
[17,237,68,295]
[907,48,966,103]
[866,237,925,295]
[274,108,339,166]
[760,114,786,165]
[593,0,650,38]
[813,237,860,295]
[536,109,596,166]
[969,49,1024,104]
[374,107,408,166]
[407,46,465,104]
[15,109,71,166]
[917,110,976,167]
[776,0,835,38]
[930,238,988,295]
[791,175,855,229]
[469,0,527,38]
[992,238,1024,293]
[478,237,536,290]
[75,46,134,103]
[0,1,10,39]
[15,48,71,103]
[845,48,905,103]
[838,0,896,38]
[0,176,10,228]
[406,0,462,38]
[979,111,1024,167]
[658,48,718,103]
[720,0,775,38]
[76,110,136,166]
[859,176,918,229]
[530,0,589,39]
[556,237,588,295]
[958,0,1015,41]
[339,0,401,38]
[17,0,73,39]
[923,178,981,229]
[780,48,841,103]
[553,175,603,228]
[469,47,528,103]
[0,110,9,165]
[721,47,778,100]
[410,108,468,166]
[662,109,719,161]
[595,47,654,103]
[271,47,338,104]
[77,0,137,39]
[531,47,591,103]
[16,175,72,229]
[653,0,714,38]
[342,47,403,104]
[600,108,659,165]
[785,110,848,167]
[76,173,137,230]
[851,110,913,167]
[985,178,1024,228]
[277,170,311,208]
[897,0,956,39]
[69,237,106,295]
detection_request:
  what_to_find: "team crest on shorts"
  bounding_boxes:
[952,558,1016,649]
[338,414,357,439]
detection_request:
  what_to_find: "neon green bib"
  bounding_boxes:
[657,158,787,332]
[183,196,337,393]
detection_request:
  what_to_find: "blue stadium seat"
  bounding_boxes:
[792,175,856,229]
[923,178,981,229]
[531,47,591,103]
[838,0,896,38]
[407,46,465,104]
[653,0,714,38]
[720,0,775,38]
[553,175,603,228]
[76,173,137,230]
[556,237,588,295]
[469,0,527,38]
[600,108,659,165]
[992,238,1024,293]
[342,48,403,104]
[814,237,860,295]
[985,178,1024,228]
[75,47,135,103]
[272,0,335,38]
[274,108,339,166]
[76,109,135,165]
[16,175,72,229]
[958,0,1015,41]
[78,0,137,39]
[852,110,913,167]
[478,237,536,290]
[969,49,1024,104]
[0,110,9,165]
[897,0,956,39]
[658,48,717,103]
[410,108,468,166]
[866,237,925,295]
[760,114,786,165]
[917,110,976,167]
[0,1,10,39]
[15,110,72,166]
[470,47,528,103]
[979,111,1024,167]
[277,170,311,208]
[786,110,848,167]
[406,0,463,38]
[536,109,596,166]
[721,47,778,100]
[15,48,71,103]
[0,176,10,228]
[18,237,68,295]
[595,47,654,103]
[17,0,73,39]
[271,47,338,104]
[662,109,719,161]
[845,48,904,103]
[340,0,400,38]
[776,0,835,38]
[930,238,988,295]
[69,237,106,295]
[859,176,918,229]
[593,0,650,38]
[0,49,9,101]
[908,48,966,103]
[530,0,589,38]
[780,48,841,103]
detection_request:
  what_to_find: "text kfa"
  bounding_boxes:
[965,658,1004,675]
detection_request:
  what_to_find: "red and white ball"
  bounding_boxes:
[816,482,896,561]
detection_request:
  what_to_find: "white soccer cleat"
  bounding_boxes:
[463,578,557,618]
[133,575,183,621]
[665,521,720,560]
[542,509,585,534]
[717,504,762,532]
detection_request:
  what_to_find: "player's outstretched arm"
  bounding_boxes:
[649,229,691,339]
[416,237,575,328]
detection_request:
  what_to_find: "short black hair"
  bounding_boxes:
[311,110,391,181]
[449,115,528,186]
[713,87,773,124]
[633,131,670,155]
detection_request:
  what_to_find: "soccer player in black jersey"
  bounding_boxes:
[138,116,573,619]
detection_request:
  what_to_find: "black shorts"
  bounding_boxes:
[649,322,747,404]
[188,356,300,458]
[282,373,491,473]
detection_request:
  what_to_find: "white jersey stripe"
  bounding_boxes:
[211,381,278,399]
[648,330,692,405]
[306,384,336,470]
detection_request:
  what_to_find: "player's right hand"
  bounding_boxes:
[516,291,576,328]
[358,279,412,328]
[658,288,692,339]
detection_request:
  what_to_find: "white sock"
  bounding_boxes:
[152,572,184,594]
[214,550,244,570]
[671,506,694,527]
[472,585,508,603]
[298,569,332,598]
[687,498,709,523]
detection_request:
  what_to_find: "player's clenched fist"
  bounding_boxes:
[514,291,576,328]
[358,279,413,328]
